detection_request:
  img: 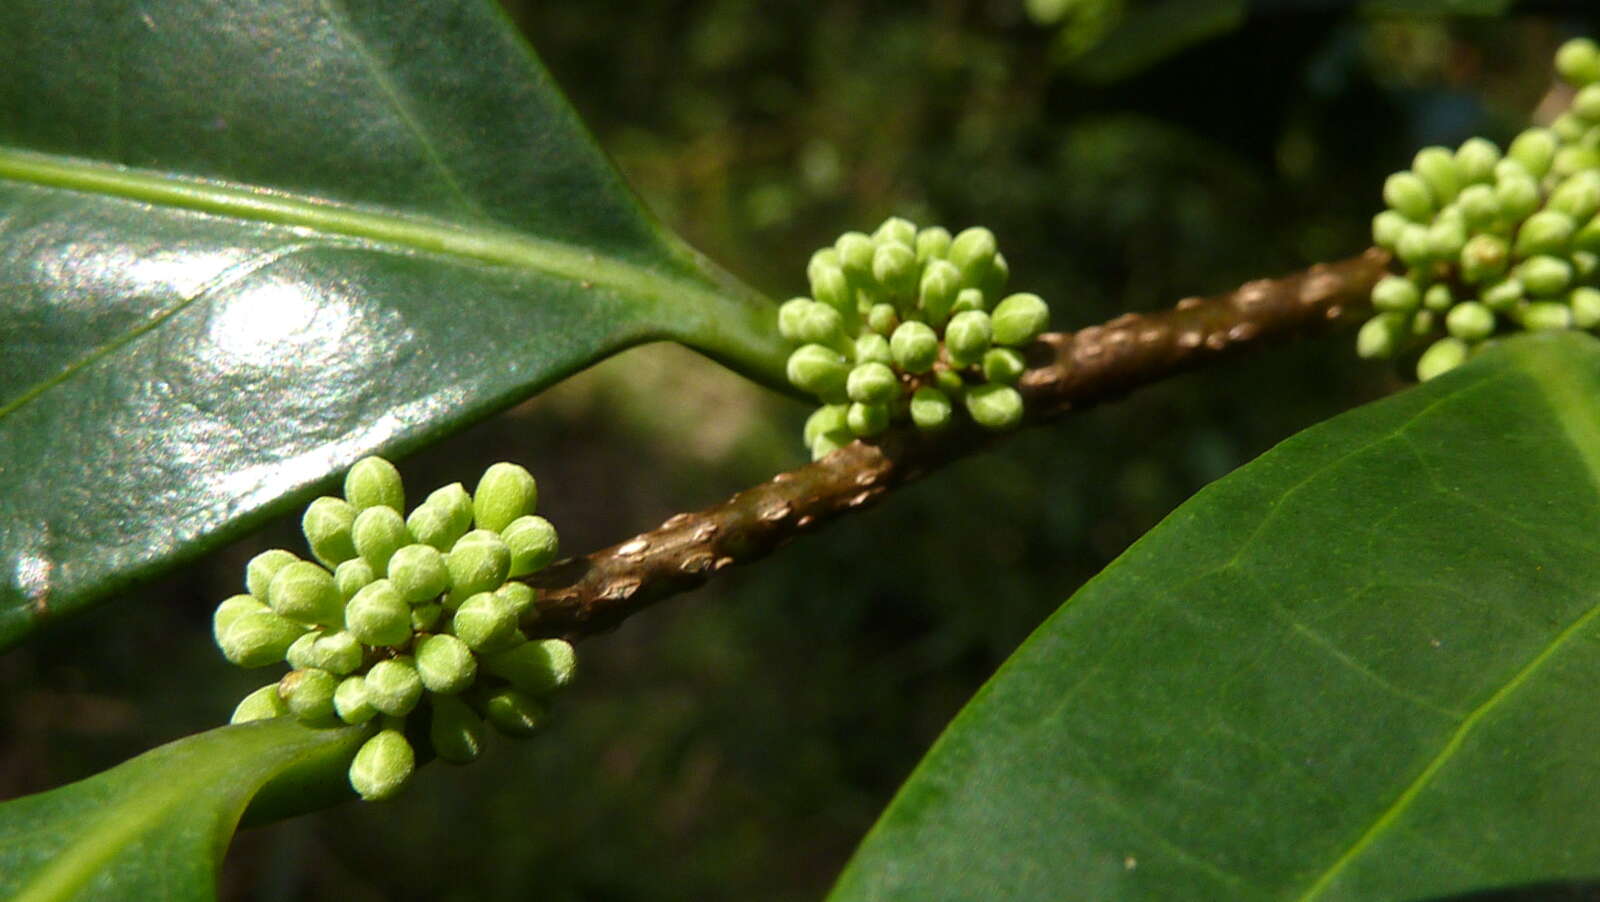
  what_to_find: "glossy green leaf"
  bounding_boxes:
[832,332,1600,900]
[0,0,786,649]
[0,717,368,902]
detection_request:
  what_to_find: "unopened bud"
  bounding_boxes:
[1454,137,1501,184]
[334,558,376,602]
[945,310,993,367]
[334,675,377,725]
[345,579,411,647]
[245,549,299,599]
[1445,301,1495,342]
[1416,337,1469,382]
[445,531,512,608]
[416,633,479,694]
[267,561,342,626]
[214,594,268,647]
[990,293,1049,347]
[219,611,307,668]
[890,321,939,373]
[301,497,358,568]
[786,344,850,401]
[349,729,415,801]
[982,348,1027,384]
[353,506,411,576]
[387,543,449,604]
[964,383,1024,431]
[451,591,522,653]
[278,668,338,724]
[429,693,488,765]
[909,386,953,431]
[364,657,424,717]
[482,687,547,738]
[503,516,559,577]
[343,456,404,513]
[915,226,952,263]
[483,639,577,696]
[231,684,289,724]
[495,581,537,619]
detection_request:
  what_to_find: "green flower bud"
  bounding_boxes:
[866,302,899,336]
[847,361,900,404]
[1482,277,1525,313]
[405,495,470,554]
[1551,171,1600,221]
[411,603,443,633]
[1455,184,1501,232]
[807,247,841,287]
[1555,112,1589,143]
[990,293,1049,347]
[835,231,876,281]
[1554,146,1600,180]
[301,497,358,568]
[945,310,993,367]
[1494,171,1541,222]
[1508,128,1557,179]
[948,227,998,289]
[804,404,850,448]
[1455,137,1501,184]
[855,332,893,365]
[983,252,1010,303]
[1394,224,1434,269]
[1459,233,1510,285]
[333,558,376,602]
[306,631,364,675]
[267,561,341,626]
[387,543,449,604]
[846,401,890,437]
[503,516,559,578]
[429,693,488,765]
[915,226,952,263]
[1515,210,1576,258]
[950,287,987,315]
[1518,255,1575,296]
[345,579,411,647]
[349,729,414,801]
[1355,312,1407,360]
[1559,38,1600,86]
[334,675,377,724]
[1411,147,1460,204]
[1578,251,1600,281]
[872,241,919,300]
[778,297,812,342]
[219,611,307,668]
[483,639,577,696]
[809,427,854,461]
[1575,215,1600,255]
[890,321,940,373]
[964,383,1024,430]
[1410,309,1436,337]
[1382,171,1434,221]
[245,549,299,599]
[918,258,961,326]
[472,462,539,534]
[1422,283,1455,312]
[1571,287,1600,329]
[496,581,537,619]
[214,594,269,647]
[353,506,411,576]
[982,348,1027,384]
[874,216,918,248]
[810,264,854,317]
[1371,210,1409,249]
[909,386,953,431]
[482,687,547,738]
[416,633,478,694]
[786,344,850,400]
[231,683,289,724]
[445,531,512,608]
[1416,337,1469,382]
[1521,301,1574,332]
[343,456,404,513]
[1369,275,1420,313]
[1426,218,1466,260]
[1445,301,1496,342]
[451,591,522,652]
[785,298,848,349]
[278,668,338,723]
[286,630,320,671]
[365,657,424,717]
[934,368,965,396]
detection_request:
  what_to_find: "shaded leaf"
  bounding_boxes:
[832,332,1600,900]
[0,718,367,902]
[0,0,787,649]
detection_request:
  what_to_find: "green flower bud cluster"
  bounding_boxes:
[1362,38,1600,381]
[783,217,1052,458]
[217,457,574,801]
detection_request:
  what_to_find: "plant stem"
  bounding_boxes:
[524,248,1392,639]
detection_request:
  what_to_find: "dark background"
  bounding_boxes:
[5,2,1598,899]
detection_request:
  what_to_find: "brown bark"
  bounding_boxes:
[525,248,1394,640]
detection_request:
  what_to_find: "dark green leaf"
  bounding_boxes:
[0,718,367,902]
[0,0,787,649]
[831,332,1600,900]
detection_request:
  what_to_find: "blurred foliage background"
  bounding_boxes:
[5,2,1600,899]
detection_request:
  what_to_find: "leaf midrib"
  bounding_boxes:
[1297,342,1600,900]
[0,146,715,309]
